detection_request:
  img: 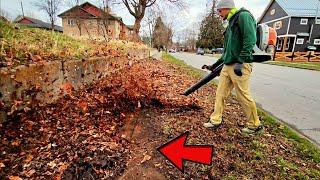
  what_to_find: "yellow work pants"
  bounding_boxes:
[210,63,260,129]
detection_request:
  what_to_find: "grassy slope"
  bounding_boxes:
[0,21,90,60]
[0,21,148,67]
[162,53,320,177]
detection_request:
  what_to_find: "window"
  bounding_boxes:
[300,18,308,25]
[270,9,275,15]
[88,20,93,26]
[316,18,320,24]
[277,38,283,50]
[274,21,282,30]
[296,38,304,45]
[285,38,291,50]
[314,39,320,45]
[67,19,75,26]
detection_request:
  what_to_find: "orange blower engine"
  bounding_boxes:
[253,24,277,62]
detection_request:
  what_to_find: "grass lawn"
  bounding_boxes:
[265,61,320,71]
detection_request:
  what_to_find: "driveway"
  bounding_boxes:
[170,52,320,145]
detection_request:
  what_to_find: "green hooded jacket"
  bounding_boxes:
[219,8,257,65]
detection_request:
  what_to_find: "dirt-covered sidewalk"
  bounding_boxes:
[0,57,319,179]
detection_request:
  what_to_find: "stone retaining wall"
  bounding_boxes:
[0,49,150,123]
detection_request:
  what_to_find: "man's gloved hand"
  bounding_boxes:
[201,64,213,71]
[202,61,222,71]
[234,63,243,76]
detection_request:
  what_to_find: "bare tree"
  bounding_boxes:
[99,0,113,41]
[66,0,83,7]
[65,0,83,36]
[25,11,37,18]
[0,8,10,21]
[34,0,62,30]
[177,24,198,51]
[114,0,185,40]
[141,8,161,46]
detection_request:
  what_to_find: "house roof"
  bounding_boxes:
[14,15,63,32]
[0,16,9,22]
[258,0,320,23]
[277,0,320,17]
[58,2,122,22]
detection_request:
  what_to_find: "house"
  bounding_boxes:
[14,16,63,32]
[258,0,320,52]
[58,2,134,41]
[121,25,134,40]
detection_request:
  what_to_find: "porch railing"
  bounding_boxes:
[274,51,320,62]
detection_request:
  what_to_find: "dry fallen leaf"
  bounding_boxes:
[0,100,4,108]
[25,169,36,177]
[8,176,22,180]
[140,155,152,164]
[77,101,88,112]
[31,55,42,62]
[62,83,74,93]
[24,154,34,163]
[0,162,5,168]
[100,142,118,150]
[11,140,21,146]
[48,161,57,168]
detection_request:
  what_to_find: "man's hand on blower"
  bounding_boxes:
[201,61,222,71]
[201,64,214,71]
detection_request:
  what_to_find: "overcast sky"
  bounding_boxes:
[0,0,270,39]
[1,0,270,23]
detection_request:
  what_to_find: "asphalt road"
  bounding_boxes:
[171,52,320,145]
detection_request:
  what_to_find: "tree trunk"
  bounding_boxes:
[51,21,54,31]
[133,17,142,41]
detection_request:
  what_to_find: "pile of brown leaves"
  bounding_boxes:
[2,57,318,179]
[0,59,201,179]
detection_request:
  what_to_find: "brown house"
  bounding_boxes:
[58,2,134,41]
[14,16,63,32]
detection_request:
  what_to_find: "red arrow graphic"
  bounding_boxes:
[157,131,213,172]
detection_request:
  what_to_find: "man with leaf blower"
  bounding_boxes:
[202,0,263,134]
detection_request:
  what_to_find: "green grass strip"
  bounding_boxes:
[265,61,320,71]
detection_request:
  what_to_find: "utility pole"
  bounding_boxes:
[20,1,24,17]
[316,0,320,24]
[310,0,320,43]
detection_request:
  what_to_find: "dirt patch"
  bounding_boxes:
[118,109,166,180]
[120,166,165,180]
